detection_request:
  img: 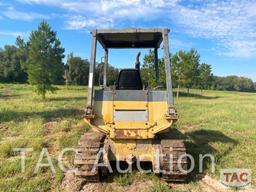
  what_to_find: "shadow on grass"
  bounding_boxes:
[0,108,83,123]
[159,128,237,182]
[47,96,86,102]
[174,91,221,99]
[184,129,238,182]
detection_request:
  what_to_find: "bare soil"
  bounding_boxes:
[61,171,255,192]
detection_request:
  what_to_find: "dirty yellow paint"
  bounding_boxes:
[83,98,178,162]
[87,100,176,139]
[107,139,156,162]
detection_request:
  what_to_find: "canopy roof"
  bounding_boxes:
[93,28,169,49]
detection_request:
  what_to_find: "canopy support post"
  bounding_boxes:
[154,48,160,86]
[103,49,108,88]
[162,29,174,107]
[87,30,97,109]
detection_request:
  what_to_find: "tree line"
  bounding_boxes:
[0,21,255,98]
[65,53,119,86]
[141,49,256,95]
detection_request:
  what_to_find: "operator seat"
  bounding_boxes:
[116,69,143,90]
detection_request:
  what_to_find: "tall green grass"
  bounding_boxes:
[0,84,87,191]
[0,84,255,191]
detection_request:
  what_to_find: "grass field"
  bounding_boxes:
[0,83,255,191]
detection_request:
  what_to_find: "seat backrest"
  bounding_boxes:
[116,69,143,90]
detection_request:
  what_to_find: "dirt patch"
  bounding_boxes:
[0,123,8,130]
[0,93,20,98]
[199,175,255,192]
[62,171,156,192]
[61,171,85,192]
[200,175,229,192]
[98,180,155,192]
[62,173,255,192]
[44,121,58,129]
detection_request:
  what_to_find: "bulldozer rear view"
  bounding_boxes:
[74,28,188,183]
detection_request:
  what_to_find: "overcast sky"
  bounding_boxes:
[0,0,255,80]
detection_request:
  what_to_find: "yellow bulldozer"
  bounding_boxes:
[74,28,188,183]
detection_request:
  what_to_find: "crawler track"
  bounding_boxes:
[160,139,188,182]
[74,130,188,184]
[74,131,106,182]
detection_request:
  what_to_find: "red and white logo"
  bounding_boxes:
[220,169,251,189]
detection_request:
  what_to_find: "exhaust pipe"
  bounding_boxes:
[135,52,141,71]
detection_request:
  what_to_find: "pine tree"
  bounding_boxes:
[26,21,65,99]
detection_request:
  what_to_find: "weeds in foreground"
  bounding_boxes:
[1,84,256,191]
[148,182,171,192]
[114,173,134,186]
